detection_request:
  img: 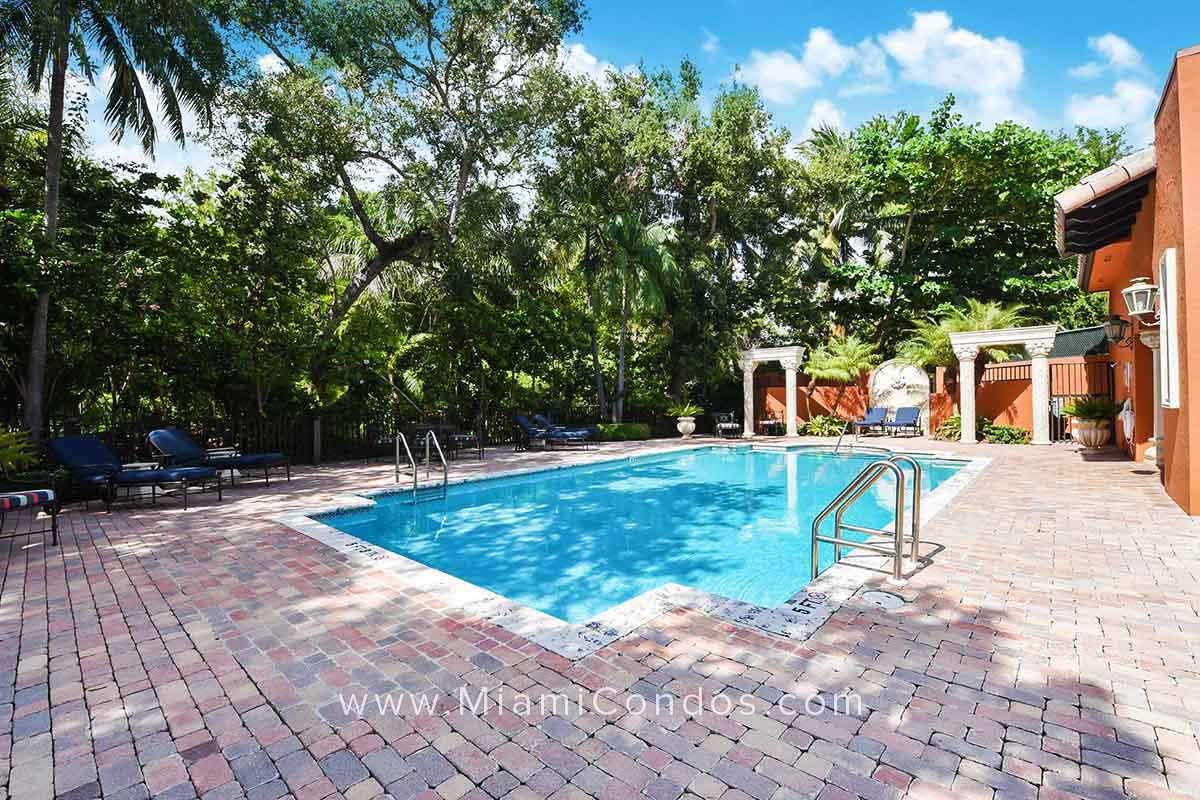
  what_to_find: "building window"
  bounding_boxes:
[1160,248,1181,408]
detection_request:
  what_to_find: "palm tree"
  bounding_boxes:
[898,299,1029,387]
[602,214,678,423]
[805,334,880,419]
[1,0,228,443]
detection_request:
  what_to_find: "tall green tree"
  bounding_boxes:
[1,0,228,442]
[602,214,677,422]
[898,299,1029,388]
[227,0,584,347]
[805,334,879,418]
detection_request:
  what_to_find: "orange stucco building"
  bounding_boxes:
[1054,44,1200,513]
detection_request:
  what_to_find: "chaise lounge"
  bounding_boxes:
[533,414,600,438]
[148,428,291,486]
[851,407,887,437]
[881,406,923,437]
[515,415,592,450]
[47,435,221,511]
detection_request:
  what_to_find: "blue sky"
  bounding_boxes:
[83,3,1194,175]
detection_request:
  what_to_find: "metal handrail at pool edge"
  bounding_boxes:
[395,432,417,494]
[810,455,924,581]
[425,430,449,498]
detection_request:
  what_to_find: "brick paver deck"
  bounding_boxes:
[2,440,1196,800]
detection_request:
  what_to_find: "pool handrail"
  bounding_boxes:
[810,455,924,581]
[395,433,418,494]
[425,430,449,498]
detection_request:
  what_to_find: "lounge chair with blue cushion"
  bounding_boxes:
[532,414,600,438]
[515,416,592,451]
[714,412,741,439]
[851,407,887,437]
[881,407,923,437]
[148,428,290,487]
[0,466,58,546]
[47,435,221,511]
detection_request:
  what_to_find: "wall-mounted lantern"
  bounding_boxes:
[1103,315,1133,348]
[1122,276,1159,320]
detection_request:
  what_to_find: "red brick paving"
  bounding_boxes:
[1,440,1198,800]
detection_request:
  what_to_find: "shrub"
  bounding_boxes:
[935,415,992,442]
[937,415,1030,444]
[983,424,1030,445]
[0,430,35,470]
[1061,397,1120,420]
[597,422,651,441]
[666,401,703,418]
[802,415,847,437]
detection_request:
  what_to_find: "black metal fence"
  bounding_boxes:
[32,403,672,465]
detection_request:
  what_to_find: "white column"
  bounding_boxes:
[1027,340,1054,446]
[954,345,979,443]
[740,358,756,438]
[1139,330,1163,465]
[780,356,800,437]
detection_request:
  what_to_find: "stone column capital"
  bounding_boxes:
[778,356,800,371]
[1025,339,1055,358]
[952,344,980,361]
[739,357,757,374]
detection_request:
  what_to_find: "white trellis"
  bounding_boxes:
[948,326,1057,445]
[737,345,806,438]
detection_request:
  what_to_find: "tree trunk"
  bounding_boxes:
[589,325,607,420]
[24,24,71,445]
[832,383,847,419]
[614,283,629,423]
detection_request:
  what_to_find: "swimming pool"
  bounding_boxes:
[316,446,966,624]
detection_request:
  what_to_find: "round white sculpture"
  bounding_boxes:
[869,359,932,434]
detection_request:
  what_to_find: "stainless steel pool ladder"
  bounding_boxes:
[395,433,417,493]
[424,430,449,499]
[811,454,922,581]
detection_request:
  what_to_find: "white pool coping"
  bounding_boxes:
[273,442,990,659]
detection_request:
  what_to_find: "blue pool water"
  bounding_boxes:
[320,447,965,623]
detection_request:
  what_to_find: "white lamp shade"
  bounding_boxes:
[1122,277,1159,318]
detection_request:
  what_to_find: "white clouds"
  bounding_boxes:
[878,11,1030,126]
[1065,35,1154,144]
[1069,33,1144,79]
[840,38,891,96]
[738,28,855,104]
[803,99,845,132]
[701,29,719,55]
[1066,79,1158,144]
[880,12,1022,97]
[257,52,287,76]
[559,42,617,84]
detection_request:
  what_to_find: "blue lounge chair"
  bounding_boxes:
[851,407,887,437]
[533,414,600,438]
[515,416,592,451]
[148,428,291,487]
[47,435,221,511]
[881,407,923,437]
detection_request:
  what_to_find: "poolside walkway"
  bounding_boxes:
[2,439,1197,800]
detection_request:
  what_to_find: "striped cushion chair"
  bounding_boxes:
[0,488,58,546]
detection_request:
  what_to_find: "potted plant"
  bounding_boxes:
[667,402,703,439]
[1061,397,1120,449]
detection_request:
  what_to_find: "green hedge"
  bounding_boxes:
[597,422,652,441]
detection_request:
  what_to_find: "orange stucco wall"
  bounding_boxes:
[758,373,870,423]
[1084,48,1200,512]
[1157,56,1200,512]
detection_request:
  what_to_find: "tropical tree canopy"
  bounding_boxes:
[0,2,1123,441]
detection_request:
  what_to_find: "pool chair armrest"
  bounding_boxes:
[206,446,241,458]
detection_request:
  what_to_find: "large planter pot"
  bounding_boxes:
[675,416,696,438]
[1071,418,1111,449]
